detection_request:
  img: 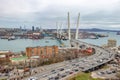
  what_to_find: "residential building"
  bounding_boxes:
[26,46,58,58]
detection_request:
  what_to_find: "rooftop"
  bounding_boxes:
[0,50,10,54]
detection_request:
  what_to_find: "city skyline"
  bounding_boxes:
[0,0,120,30]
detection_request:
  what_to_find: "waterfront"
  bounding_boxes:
[79,32,120,46]
[0,32,119,52]
[0,39,62,52]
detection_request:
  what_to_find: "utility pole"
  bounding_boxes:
[75,13,80,40]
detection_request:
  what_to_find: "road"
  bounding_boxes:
[25,40,115,80]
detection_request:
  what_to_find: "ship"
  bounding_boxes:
[8,36,16,41]
[89,35,98,39]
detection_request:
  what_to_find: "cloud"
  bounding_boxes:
[0,0,120,29]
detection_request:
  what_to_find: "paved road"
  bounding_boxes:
[24,40,115,80]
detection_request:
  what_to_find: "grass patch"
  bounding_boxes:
[10,56,27,61]
[69,72,103,80]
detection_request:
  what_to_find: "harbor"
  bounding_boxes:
[0,32,119,52]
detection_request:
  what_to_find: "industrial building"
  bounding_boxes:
[26,46,58,58]
[107,39,117,47]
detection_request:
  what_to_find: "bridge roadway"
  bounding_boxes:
[26,40,115,80]
[71,40,115,71]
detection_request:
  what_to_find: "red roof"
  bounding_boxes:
[86,48,93,53]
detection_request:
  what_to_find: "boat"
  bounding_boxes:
[8,36,16,41]
[89,35,98,39]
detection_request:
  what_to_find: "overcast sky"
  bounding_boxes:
[0,0,120,30]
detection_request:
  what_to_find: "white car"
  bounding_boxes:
[42,74,47,77]
[28,77,38,80]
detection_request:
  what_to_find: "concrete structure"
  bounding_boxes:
[67,12,80,40]
[108,39,117,47]
[75,13,80,40]
[26,46,58,58]
[68,12,71,40]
